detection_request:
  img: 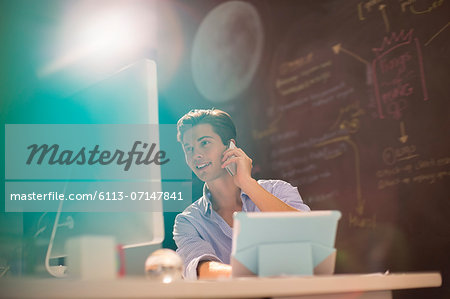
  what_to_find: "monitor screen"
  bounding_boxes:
[33,60,164,276]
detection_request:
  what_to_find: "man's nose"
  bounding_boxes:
[193,147,203,159]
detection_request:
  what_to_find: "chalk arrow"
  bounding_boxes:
[332,44,370,65]
[399,121,408,143]
[332,44,341,54]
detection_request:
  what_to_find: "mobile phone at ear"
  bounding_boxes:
[225,141,237,176]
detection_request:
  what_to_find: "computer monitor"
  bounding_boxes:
[41,60,164,276]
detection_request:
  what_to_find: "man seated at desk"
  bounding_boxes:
[173,109,310,280]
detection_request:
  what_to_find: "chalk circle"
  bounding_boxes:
[191,1,264,103]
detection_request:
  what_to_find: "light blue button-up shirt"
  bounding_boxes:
[173,179,310,279]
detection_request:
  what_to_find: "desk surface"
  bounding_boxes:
[0,272,442,298]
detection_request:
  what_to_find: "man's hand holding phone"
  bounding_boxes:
[222,140,254,189]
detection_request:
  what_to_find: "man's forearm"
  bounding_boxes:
[197,261,232,279]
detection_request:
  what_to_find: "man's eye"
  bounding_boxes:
[201,140,210,146]
[185,146,193,152]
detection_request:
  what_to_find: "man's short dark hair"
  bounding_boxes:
[177,109,236,145]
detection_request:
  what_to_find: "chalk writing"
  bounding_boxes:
[275,75,298,89]
[295,171,332,185]
[402,0,445,15]
[376,163,414,178]
[437,156,450,166]
[359,0,446,20]
[252,124,278,140]
[301,60,332,77]
[330,101,364,132]
[278,81,347,112]
[269,130,298,143]
[270,130,346,157]
[378,170,450,189]
[415,158,436,170]
[357,0,386,20]
[305,190,339,204]
[376,156,450,189]
[275,52,334,98]
[349,213,377,229]
[313,87,355,108]
[252,115,282,141]
[372,29,428,119]
[309,82,346,100]
[382,144,417,165]
[379,52,412,74]
[278,71,331,96]
[279,52,314,75]
[271,144,348,170]
[280,164,317,177]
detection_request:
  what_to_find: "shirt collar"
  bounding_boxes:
[201,183,250,216]
[202,183,213,216]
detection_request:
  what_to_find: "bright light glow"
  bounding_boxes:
[39,3,156,78]
[80,12,138,54]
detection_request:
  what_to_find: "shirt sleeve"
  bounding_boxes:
[173,213,223,280]
[271,180,311,212]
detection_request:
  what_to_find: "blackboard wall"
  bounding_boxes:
[162,1,449,298]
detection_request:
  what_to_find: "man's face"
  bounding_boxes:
[181,123,228,182]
